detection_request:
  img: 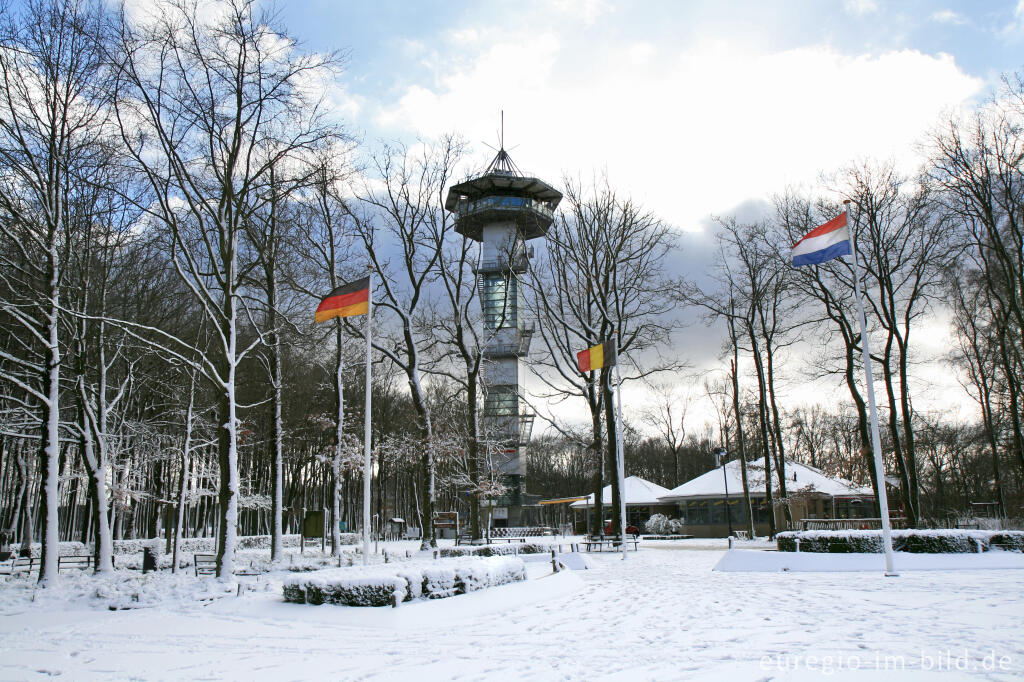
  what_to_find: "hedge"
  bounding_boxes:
[776,529,1024,554]
[282,556,526,607]
[438,542,548,558]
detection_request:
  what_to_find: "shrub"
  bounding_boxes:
[642,515,687,536]
[666,518,687,534]
[644,514,669,535]
[439,542,547,558]
[989,533,1024,552]
[282,556,526,607]
[777,529,1024,554]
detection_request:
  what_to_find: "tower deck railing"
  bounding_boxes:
[455,195,555,220]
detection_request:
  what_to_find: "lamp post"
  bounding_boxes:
[713,447,733,537]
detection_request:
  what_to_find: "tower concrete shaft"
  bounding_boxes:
[445,150,562,526]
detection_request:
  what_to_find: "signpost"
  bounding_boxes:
[433,511,460,538]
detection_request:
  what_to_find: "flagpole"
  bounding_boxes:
[845,200,898,577]
[362,271,373,565]
[612,336,628,559]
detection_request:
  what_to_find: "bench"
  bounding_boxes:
[194,553,217,576]
[801,518,908,531]
[0,556,37,577]
[584,537,639,552]
[58,554,94,572]
[194,553,258,577]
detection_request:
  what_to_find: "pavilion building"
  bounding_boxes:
[657,459,877,538]
[569,476,676,533]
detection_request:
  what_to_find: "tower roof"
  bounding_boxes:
[445,143,562,240]
[443,172,562,212]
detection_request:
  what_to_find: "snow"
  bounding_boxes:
[715,548,1024,572]
[1,540,1022,680]
[569,475,673,508]
[660,459,872,501]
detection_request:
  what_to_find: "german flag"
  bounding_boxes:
[315,277,369,323]
[576,340,616,373]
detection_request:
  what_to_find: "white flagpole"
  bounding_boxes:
[362,273,373,565]
[612,337,628,559]
[845,200,898,577]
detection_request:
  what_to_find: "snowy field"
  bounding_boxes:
[1,540,1023,681]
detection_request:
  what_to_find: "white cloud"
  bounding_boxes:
[367,22,985,433]
[929,9,965,25]
[997,0,1024,36]
[374,33,983,234]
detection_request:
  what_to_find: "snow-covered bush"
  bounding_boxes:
[439,542,547,558]
[421,565,458,599]
[15,534,359,561]
[643,515,686,535]
[666,518,687,534]
[282,556,526,607]
[777,529,1024,553]
[644,514,669,535]
[989,532,1024,551]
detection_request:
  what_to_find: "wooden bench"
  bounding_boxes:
[801,518,908,531]
[58,554,94,572]
[584,537,639,552]
[194,553,217,576]
[194,553,258,577]
[0,556,37,577]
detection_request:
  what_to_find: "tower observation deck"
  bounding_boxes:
[444,147,562,526]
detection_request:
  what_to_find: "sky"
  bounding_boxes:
[269,0,1023,433]
[121,0,1024,434]
[281,0,1023,231]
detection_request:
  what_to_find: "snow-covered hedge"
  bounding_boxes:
[777,529,1024,554]
[438,542,548,558]
[11,534,360,559]
[110,533,358,556]
[282,556,526,607]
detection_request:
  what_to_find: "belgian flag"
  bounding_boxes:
[576,340,617,373]
[315,277,370,323]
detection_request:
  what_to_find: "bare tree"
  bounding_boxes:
[292,151,363,556]
[347,137,463,549]
[112,0,340,575]
[642,382,692,488]
[0,0,113,582]
[530,176,679,540]
[930,73,1024,481]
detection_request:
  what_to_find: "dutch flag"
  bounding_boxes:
[791,212,851,267]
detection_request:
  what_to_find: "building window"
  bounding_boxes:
[683,500,709,525]
[484,385,518,417]
[481,273,518,329]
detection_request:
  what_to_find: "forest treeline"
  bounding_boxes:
[1,0,1022,582]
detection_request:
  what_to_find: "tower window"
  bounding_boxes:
[481,273,518,329]
[484,385,518,417]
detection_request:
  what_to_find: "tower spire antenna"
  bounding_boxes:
[485,109,521,176]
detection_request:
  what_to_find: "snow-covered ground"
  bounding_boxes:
[1,540,1022,681]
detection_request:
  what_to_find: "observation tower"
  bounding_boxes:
[444,146,562,526]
